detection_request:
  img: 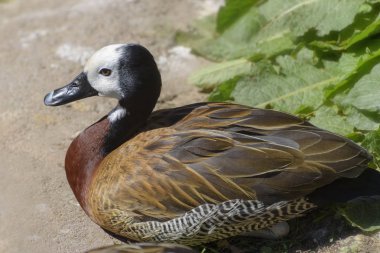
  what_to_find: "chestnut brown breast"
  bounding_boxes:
[65,118,110,213]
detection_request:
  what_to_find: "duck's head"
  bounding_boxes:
[44,44,162,122]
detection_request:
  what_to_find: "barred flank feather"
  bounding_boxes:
[86,243,197,253]
[98,198,316,245]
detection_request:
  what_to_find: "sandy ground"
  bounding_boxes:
[1,1,380,253]
[0,1,215,252]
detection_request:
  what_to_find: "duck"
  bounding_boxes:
[86,243,197,253]
[44,44,380,246]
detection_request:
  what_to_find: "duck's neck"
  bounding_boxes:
[65,101,153,213]
[103,100,152,154]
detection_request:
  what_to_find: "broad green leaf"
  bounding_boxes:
[340,13,380,49]
[346,132,366,143]
[180,0,368,62]
[308,41,343,51]
[209,79,237,102]
[217,0,260,33]
[218,6,263,43]
[326,45,380,133]
[192,34,294,62]
[178,6,295,61]
[257,0,367,39]
[339,197,380,232]
[232,56,339,113]
[325,43,380,100]
[310,106,354,136]
[248,36,295,61]
[189,59,254,90]
[341,63,380,114]
[344,106,379,131]
[294,47,318,65]
[309,4,380,50]
[188,8,295,61]
[294,105,315,119]
[362,127,380,168]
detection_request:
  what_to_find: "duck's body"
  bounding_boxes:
[45,44,379,246]
[66,102,369,245]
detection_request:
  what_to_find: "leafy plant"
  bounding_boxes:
[179,0,380,234]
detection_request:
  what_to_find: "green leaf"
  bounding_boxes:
[339,197,380,232]
[181,0,368,62]
[341,14,380,49]
[309,4,380,51]
[257,0,367,38]
[294,105,315,119]
[309,106,354,136]
[346,132,365,143]
[344,106,379,131]
[189,59,254,90]
[216,0,260,33]
[179,5,296,61]
[188,7,291,61]
[209,79,238,102]
[249,36,295,61]
[232,56,339,113]
[362,127,380,168]
[325,43,380,100]
[341,63,380,114]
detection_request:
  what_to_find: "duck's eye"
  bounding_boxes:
[99,68,112,76]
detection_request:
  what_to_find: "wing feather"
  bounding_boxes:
[91,103,371,222]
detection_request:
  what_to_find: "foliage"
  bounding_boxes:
[179,0,380,234]
[338,197,380,232]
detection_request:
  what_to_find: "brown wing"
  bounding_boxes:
[91,103,370,222]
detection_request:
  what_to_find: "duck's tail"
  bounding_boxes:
[308,168,380,206]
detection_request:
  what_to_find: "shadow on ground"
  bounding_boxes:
[198,209,375,253]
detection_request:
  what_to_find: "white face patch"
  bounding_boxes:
[84,44,125,99]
